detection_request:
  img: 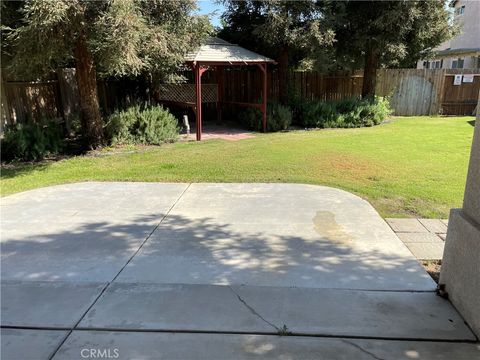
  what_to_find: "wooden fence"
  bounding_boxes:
[0,69,150,130]
[220,68,479,116]
[2,68,479,129]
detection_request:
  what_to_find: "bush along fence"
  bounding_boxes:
[1,68,479,130]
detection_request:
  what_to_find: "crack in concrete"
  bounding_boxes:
[341,340,385,360]
[228,286,280,332]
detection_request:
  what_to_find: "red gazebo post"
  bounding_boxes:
[216,65,223,123]
[257,63,267,132]
[194,64,207,141]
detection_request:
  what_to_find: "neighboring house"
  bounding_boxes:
[417,0,480,69]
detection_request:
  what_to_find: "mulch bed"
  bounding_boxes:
[422,260,442,283]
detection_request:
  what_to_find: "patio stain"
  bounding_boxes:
[313,211,353,244]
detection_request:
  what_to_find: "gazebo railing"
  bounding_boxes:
[157,84,217,104]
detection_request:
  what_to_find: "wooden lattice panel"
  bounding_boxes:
[157,84,217,103]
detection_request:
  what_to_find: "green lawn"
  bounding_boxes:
[1,116,475,218]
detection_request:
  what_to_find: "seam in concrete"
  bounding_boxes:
[416,218,431,233]
[341,339,385,360]
[4,325,478,344]
[47,282,110,360]
[47,184,192,360]
[228,286,280,332]
[109,183,191,284]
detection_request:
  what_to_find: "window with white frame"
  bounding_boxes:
[452,58,464,69]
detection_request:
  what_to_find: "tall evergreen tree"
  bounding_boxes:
[3,0,210,148]
[319,0,456,97]
[219,0,334,104]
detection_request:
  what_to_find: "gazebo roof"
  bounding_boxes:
[185,37,275,64]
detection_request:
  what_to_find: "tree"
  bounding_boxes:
[319,0,456,98]
[220,0,333,104]
[3,0,210,148]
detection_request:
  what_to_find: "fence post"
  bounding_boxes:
[55,70,67,128]
[1,73,12,131]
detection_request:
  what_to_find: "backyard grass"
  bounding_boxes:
[1,116,475,218]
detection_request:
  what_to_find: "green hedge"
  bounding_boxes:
[238,102,292,132]
[290,96,392,128]
[1,120,63,162]
[105,104,179,145]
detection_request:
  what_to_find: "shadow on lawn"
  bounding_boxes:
[1,161,53,180]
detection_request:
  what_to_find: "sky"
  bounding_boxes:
[197,1,226,28]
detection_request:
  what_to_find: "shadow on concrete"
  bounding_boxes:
[1,213,431,289]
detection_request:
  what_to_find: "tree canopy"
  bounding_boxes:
[2,0,211,147]
[219,0,456,98]
[317,0,456,96]
[3,0,210,79]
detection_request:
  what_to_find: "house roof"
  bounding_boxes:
[435,47,480,56]
[185,37,275,64]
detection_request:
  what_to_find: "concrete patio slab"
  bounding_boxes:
[1,221,158,282]
[117,184,434,290]
[385,218,428,233]
[1,182,477,359]
[418,218,448,234]
[116,225,434,289]
[397,232,444,243]
[1,329,68,360]
[1,182,188,223]
[53,331,480,360]
[1,182,188,281]
[404,242,445,260]
[1,281,106,327]
[79,283,474,340]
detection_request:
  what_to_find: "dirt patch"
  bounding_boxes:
[310,153,387,186]
[422,260,442,283]
[328,155,376,172]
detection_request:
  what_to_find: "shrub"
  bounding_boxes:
[291,96,392,129]
[239,102,292,132]
[1,120,63,162]
[105,104,179,145]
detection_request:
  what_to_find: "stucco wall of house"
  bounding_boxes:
[449,0,480,49]
[417,1,480,69]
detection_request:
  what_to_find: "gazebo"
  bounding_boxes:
[183,37,275,140]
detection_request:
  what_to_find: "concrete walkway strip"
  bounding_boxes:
[385,219,429,233]
[52,331,480,360]
[1,329,68,360]
[78,283,475,341]
[78,283,274,333]
[1,281,106,328]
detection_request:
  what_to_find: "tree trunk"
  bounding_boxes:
[74,34,103,148]
[362,45,380,99]
[277,46,289,105]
